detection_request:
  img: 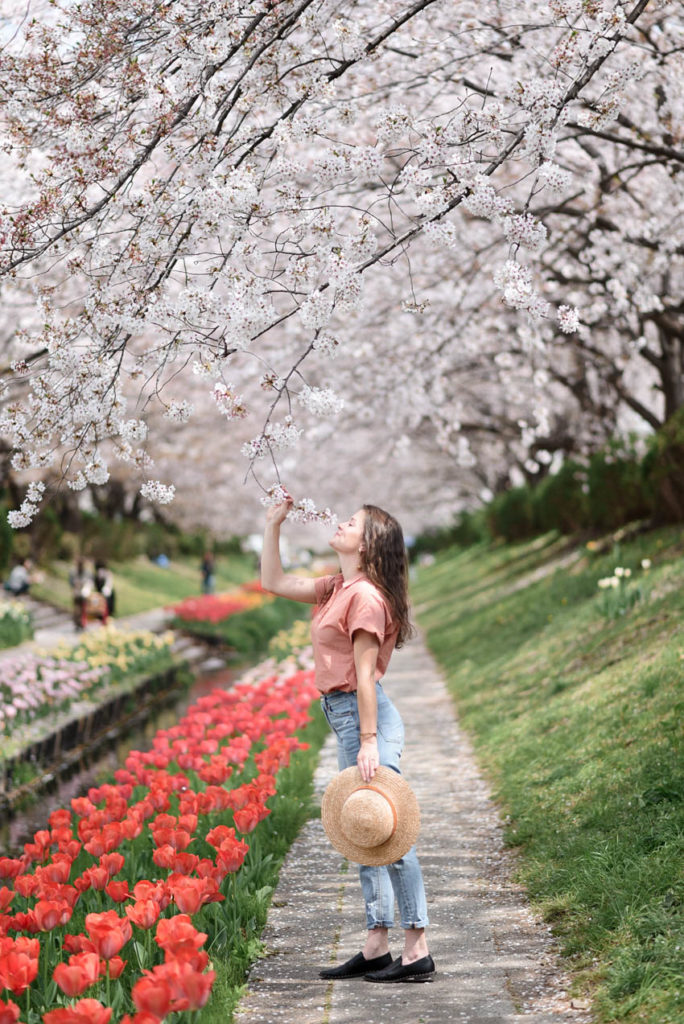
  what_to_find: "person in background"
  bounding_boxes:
[4,557,32,596]
[201,551,216,594]
[69,557,94,628]
[94,560,116,617]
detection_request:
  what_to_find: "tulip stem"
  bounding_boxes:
[41,933,49,997]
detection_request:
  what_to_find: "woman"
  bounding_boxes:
[262,498,435,983]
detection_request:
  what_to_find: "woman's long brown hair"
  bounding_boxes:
[359,504,415,648]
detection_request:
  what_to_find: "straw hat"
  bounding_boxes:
[321,766,420,866]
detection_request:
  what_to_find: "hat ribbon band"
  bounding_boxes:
[358,785,397,837]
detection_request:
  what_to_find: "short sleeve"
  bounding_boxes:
[314,574,337,605]
[344,585,388,645]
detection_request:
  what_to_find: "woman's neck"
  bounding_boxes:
[338,550,364,582]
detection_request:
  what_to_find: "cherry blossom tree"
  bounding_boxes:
[0,0,676,532]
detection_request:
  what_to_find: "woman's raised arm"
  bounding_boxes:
[261,500,318,603]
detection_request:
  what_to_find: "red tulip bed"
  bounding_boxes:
[169,587,265,625]
[0,657,323,1024]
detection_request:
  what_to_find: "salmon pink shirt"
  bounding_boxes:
[311,573,399,694]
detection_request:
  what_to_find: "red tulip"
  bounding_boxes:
[154,915,206,959]
[205,825,236,849]
[71,797,96,818]
[168,852,200,875]
[0,950,39,994]
[105,879,130,902]
[35,855,72,885]
[5,911,38,934]
[151,845,176,870]
[215,837,248,876]
[0,860,23,881]
[83,823,123,857]
[44,997,112,1024]
[81,866,109,891]
[99,852,125,878]
[106,956,126,980]
[133,880,168,907]
[33,899,72,931]
[168,960,215,1010]
[119,817,143,841]
[23,830,51,863]
[13,875,39,898]
[63,934,96,955]
[233,803,270,834]
[53,952,101,997]
[166,877,213,916]
[85,910,132,959]
[131,974,173,1018]
[0,999,20,1024]
[125,899,160,930]
[48,809,72,830]
[12,937,39,959]
[150,827,193,851]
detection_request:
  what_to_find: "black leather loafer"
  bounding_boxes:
[365,953,436,983]
[319,951,392,980]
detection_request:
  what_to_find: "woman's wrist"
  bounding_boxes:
[360,731,377,740]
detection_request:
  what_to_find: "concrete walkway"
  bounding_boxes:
[235,638,591,1024]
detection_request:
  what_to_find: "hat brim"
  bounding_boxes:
[321,766,420,866]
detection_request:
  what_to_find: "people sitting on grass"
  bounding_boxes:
[4,557,33,597]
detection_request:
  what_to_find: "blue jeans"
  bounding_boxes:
[320,684,429,930]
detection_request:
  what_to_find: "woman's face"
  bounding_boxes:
[329,508,366,556]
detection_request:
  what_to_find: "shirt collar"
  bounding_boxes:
[341,574,366,589]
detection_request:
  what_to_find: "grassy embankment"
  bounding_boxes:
[31,554,256,617]
[412,527,683,1024]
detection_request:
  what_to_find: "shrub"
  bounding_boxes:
[642,407,684,523]
[587,442,653,530]
[0,502,14,572]
[532,460,589,534]
[0,600,33,649]
[486,487,536,542]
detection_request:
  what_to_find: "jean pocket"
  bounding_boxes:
[377,701,404,747]
[378,720,404,746]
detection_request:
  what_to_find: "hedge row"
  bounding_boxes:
[414,407,684,551]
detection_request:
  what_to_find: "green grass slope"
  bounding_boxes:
[412,528,683,1024]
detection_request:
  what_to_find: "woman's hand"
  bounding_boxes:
[265,494,293,526]
[357,736,379,783]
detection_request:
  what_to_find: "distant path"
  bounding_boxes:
[235,637,591,1024]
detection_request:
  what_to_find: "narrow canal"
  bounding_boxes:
[0,661,239,856]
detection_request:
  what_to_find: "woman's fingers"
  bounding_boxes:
[266,497,293,523]
[357,752,379,782]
